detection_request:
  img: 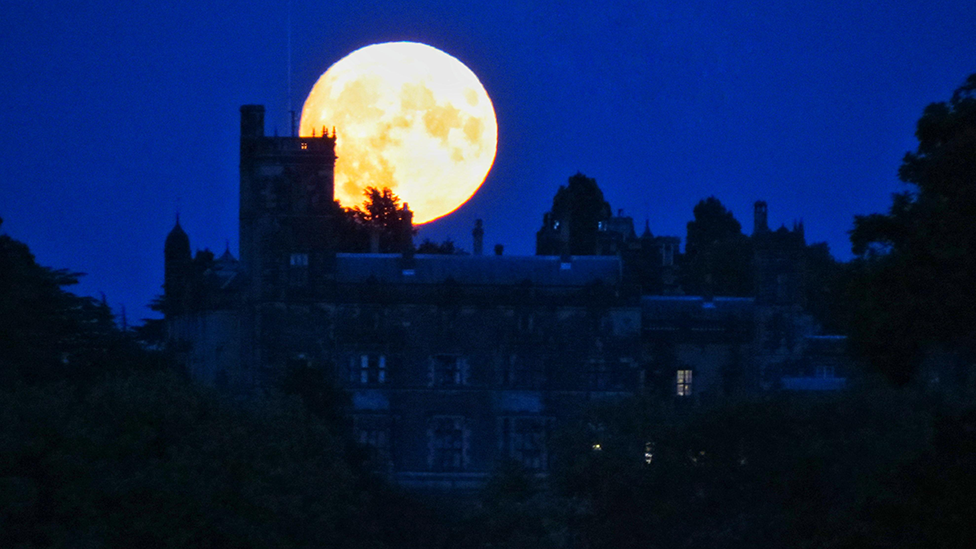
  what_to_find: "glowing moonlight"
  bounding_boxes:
[300,42,497,224]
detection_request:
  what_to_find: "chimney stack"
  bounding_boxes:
[753,200,769,235]
[472,219,484,255]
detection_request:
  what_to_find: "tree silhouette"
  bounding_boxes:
[847,73,976,385]
[353,186,415,253]
[683,197,753,296]
[538,172,612,255]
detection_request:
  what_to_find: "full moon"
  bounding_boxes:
[300,42,498,224]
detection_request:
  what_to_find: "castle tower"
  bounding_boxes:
[752,201,805,307]
[238,105,338,378]
[238,104,337,300]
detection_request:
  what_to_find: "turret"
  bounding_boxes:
[164,216,192,315]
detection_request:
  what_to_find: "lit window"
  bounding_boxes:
[301,142,308,150]
[676,369,693,396]
[289,253,309,267]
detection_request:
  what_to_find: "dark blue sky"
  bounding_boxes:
[2,0,974,321]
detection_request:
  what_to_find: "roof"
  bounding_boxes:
[335,253,622,287]
[641,295,755,320]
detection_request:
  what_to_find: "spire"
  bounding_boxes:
[641,219,653,239]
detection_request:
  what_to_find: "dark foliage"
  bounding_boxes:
[332,186,416,253]
[683,197,753,296]
[417,238,466,255]
[548,173,612,255]
[847,73,976,385]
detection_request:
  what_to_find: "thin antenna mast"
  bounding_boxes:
[287,0,296,137]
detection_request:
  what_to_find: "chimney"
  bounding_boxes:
[472,219,484,255]
[494,244,504,256]
[753,200,769,235]
[401,204,414,251]
[240,105,265,139]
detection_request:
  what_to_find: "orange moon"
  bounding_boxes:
[300,42,498,224]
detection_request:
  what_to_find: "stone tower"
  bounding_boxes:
[238,105,338,377]
[238,105,338,300]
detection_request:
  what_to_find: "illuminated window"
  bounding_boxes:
[301,142,308,150]
[676,369,693,396]
[354,354,387,384]
[428,416,467,471]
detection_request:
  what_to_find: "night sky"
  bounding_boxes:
[2,0,974,321]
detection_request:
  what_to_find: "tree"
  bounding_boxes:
[331,187,417,253]
[538,172,612,255]
[683,197,753,296]
[0,217,155,384]
[354,186,415,253]
[416,238,466,255]
[847,74,976,385]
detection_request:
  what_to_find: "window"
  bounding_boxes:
[300,142,308,150]
[354,415,392,467]
[588,358,610,390]
[288,253,309,287]
[431,354,464,386]
[815,365,835,378]
[504,355,545,389]
[662,244,674,266]
[500,417,550,471]
[676,369,693,396]
[352,354,387,384]
[428,416,466,471]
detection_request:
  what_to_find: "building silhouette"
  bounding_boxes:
[163,105,848,489]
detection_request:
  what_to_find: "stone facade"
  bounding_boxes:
[163,105,850,489]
